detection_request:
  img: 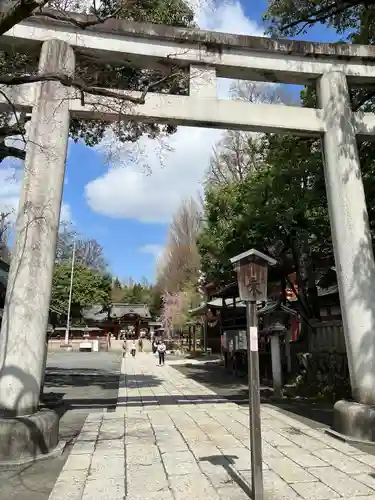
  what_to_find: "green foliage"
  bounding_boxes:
[122,283,147,304]
[287,352,351,402]
[110,278,162,318]
[98,0,194,27]
[198,80,375,321]
[67,0,194,149]
[51,263,112,317]
[198,131,330,284]
[148,286,163,318]
[113,277,122,289]
[263,1,375,41]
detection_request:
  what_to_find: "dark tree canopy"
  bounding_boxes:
[0,0,195,162]
[263,0,375,41]
[51,262,112,316]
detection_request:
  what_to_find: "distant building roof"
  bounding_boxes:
[111,303,151,319]
[81,303,152,322]
[258,301,298,317]
[189,297,247,316]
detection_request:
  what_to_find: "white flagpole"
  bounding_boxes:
[64,238,76,345]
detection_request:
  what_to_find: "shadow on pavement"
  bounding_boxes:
[43,371,163,416]
[117,393,240,407]
[172,362,334,428]
[119,374,163,389]
[44,368,119,390]
[200,455,252,497]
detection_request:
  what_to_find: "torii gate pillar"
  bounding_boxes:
[319,71,375,441]
[0,39,74,461]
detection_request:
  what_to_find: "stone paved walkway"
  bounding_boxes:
[48,353,375,500]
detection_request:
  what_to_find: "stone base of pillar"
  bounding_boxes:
[0,408,64,467]
[329,399,375,444]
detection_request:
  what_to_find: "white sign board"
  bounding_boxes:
[250,327,258,352]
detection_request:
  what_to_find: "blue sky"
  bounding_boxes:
[0,0,343,283]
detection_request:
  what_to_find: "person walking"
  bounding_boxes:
[131,339,137,357]
[152,339,158,354]
[138,337,143,353]
[157,340,166,366]
[122,339,127,358]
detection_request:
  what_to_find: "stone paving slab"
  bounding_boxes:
[48,353,375,500]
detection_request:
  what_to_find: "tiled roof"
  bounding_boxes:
[111,303,151,319]
[81,303,152,321]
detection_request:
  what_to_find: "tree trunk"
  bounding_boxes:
[299,232,320,320]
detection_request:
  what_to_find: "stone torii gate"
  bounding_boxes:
[1,12,375,456]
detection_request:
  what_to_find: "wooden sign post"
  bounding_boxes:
[230,249,277,500]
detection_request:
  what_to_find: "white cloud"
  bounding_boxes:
[60,203,72,224]
[85,0,265,224]
[139,244,164,259]
[0,166,22,217]
[0,164,72,224]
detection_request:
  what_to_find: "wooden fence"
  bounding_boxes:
[308,320,346,353]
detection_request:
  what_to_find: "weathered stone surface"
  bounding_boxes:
[307,466,374,497]
[90,456,125,478]
[262,470,301,500]
[37,353,375,500]
[216,485,250,500]
[95,439,124,455]
[126,464,168,494]
[332,399,375,442]
[291,481,340,499]
[82,477,124,500]
[312,448,373,474]
[49,475,86,500]
[126,490,174,500]
[70,440,96,455]
[169,474,220,500]
[126,445,160,465]
[0,39,75,416]
[63,453,92,471]
[277,447,327,468]
[264,457,318,484]
[0,409,60,463]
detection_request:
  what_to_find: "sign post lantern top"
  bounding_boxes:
[230,248,277,303]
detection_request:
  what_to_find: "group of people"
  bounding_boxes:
[122,338,143,357]
[122,337,167,366]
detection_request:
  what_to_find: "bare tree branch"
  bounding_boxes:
[33,6,123,29]
[157,198,202,295]
[0,2,190,163]
[0,142,25,161]
[0,1,49,36]
[206,81,291,188]
[0,66,182,105]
